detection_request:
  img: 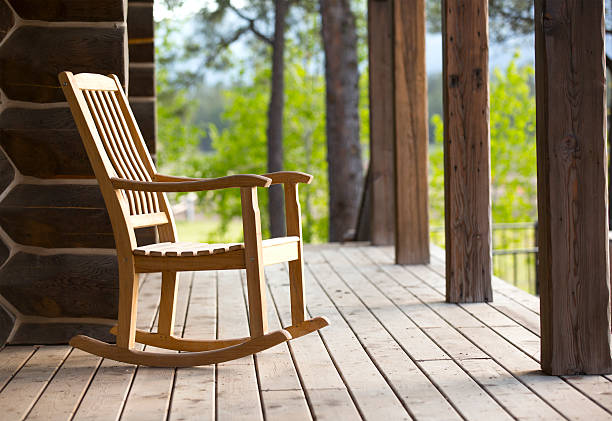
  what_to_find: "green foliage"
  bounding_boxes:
[192,46,330,243]
[429,57,537,230]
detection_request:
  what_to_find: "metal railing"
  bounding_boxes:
[431,222,539,295]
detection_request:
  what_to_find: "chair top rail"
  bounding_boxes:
[72,73,119,91]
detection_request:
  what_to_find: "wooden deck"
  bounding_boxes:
[0,244,611,420]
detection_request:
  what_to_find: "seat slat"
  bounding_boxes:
[132,237,300,258]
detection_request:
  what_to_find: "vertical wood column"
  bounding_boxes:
[366,0,430,262]
[442,0,492,302]
[535,0,612,375]
[394,0,429,264]
[367,0,395,246]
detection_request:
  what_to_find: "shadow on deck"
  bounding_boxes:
[0,244,611,420]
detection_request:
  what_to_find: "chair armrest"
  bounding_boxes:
[110,174,271,192]
[262,171,313,185]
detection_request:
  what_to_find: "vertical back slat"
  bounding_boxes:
[106,91,160,213]
[84,90,137,215]
[90,90,143,215]
[97,90,150,214]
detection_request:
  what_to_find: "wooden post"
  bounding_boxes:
[367,0,395,246]
[442,0,492,302]
[535,0,612,375]
[393,0,429,264]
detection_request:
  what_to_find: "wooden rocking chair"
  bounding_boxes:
[59,71,328,367]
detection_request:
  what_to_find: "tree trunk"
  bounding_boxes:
[319,0,363,242]
[267,0,288,237]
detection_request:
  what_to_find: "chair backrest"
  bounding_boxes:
[59,71,176,252]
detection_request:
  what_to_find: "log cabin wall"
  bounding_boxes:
[0,0,156,346]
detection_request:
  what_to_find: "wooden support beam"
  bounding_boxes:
[394,0,430,264]
[367,0,395,246]
[442,0,492,302]
[535,0,612,375]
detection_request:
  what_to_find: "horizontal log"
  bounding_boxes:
[10,321,116,345]
[0,107,76,130]
[128,65,154,97]
[0,129,93,178]
[0,26,127,102]
[0,303,15,347]
[7,0,124,22]
[130,100,156,153]
[129,42,154,63]
[0,184,115,248]
[0,147,15,194]
[0,1,13,44]
[128,4,154,40]
[0,252,118,318]
[0,229,8,268]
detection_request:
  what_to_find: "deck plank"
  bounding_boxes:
[0,345,71,420]
[215,269,263,421]
[73,273,161,421]
[120,272,193,421]
[0,244,611,420]
[265,263,361,421]
[169,270,215,421]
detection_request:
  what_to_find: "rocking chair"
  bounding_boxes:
[59,71,328,367]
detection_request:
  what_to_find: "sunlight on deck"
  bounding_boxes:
[0,244,610,420]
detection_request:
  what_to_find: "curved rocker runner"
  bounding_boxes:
[60,71,328,367]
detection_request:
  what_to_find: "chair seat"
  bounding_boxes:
[133,236,300,257]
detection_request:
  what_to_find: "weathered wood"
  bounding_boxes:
[0,184,115,248]
[129,100,156,153]
[128,65,155,97]
[0,252,118,318]
[0,26,127,102]
[129,42,154,64]
[394,0,429,264]
[367,0,395,246]
[0,1,13,44]
[7,0,124,22]
[0,149,12,199]
[0,303,14,346]
[127,3,154,40]
[442,0,492,302]
[0,129,92,178]
[535,0,612,375]
[10,321,115,345]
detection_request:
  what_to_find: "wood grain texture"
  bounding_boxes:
[535,0,612,374]
[128,65,154,97]
[10,322,115,345]
[0,184,115,248]
[7,0,124,22]
[129,42,154,63]
[0,303,14,347]
[0,1,13,44]
[129,100,156,153]
[442,0,492,302]
[127,3,154,40]
[0,148,14,196]
[0,252,118,318]
[0,26,127,102]
[394,0,430,264]
[367,0,395,246]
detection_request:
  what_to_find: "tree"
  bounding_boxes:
[319,0,363,241]
[178,0,309,237]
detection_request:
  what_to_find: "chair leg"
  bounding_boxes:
[288,258,305,325]
[116,262,139,349]
[241,187,268,337]
[284,183,306,325]
[158,271,179,336]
